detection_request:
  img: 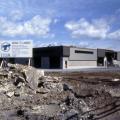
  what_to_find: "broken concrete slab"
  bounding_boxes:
[31,104,60,117]
[60,109,79,120]
[23,67,44,90]
[6,91,14,98]
[36,88,49,94]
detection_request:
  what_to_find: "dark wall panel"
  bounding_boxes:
[33,46,70,57]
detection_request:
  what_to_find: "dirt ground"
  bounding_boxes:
[46,71,120,120]
[0,65,120,120]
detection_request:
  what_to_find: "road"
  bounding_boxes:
[43,67,120,73]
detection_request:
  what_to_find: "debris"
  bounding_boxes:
[14,90,20,97]
[23,67,44,90]
[61,109,79,120]
[36,88,49,94]
[17,109,24,116]
[31,105,60,117]
[112,78,120,81]
[6,91,14,98]
[0,64,119,120]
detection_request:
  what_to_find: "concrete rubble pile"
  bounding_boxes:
[0,64,76,120]
[0,64,120,120]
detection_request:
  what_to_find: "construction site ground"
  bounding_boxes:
[0,64,120,120]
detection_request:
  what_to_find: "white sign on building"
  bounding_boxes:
[0,40,33,58]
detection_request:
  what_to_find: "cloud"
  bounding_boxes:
[65,18,120,41]
[108,30,120,40]
[0,15,53,37]
[53,19,59,24]
[65,18,110,39]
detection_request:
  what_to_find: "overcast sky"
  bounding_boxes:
[0,0,120,50]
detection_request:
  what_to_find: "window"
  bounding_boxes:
[75,50,93,54]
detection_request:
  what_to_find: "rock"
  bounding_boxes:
[61,109,79,120]
[79,99,90,112]
[36,88,49,94]
[16,109,24,116]
[0,93,8,105]
[14,85,26,97]
[0,83,15,93]
[0,72,8,79]
[31,104,60,117]
[14,91,20,97]
[40,70,44,76]
[44,76,62,83]
[44,82,63,92]
[17,82,24,88]
[8,71,13,79]
[6,91,14,98]
[38,81,44,88]
[23,67,44,90]
[60,103,68,111]
[63,84,70,91]
[14,76,25,86]
[112,78,120,81]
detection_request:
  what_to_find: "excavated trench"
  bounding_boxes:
[46,71,120,120]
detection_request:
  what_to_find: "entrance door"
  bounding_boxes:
[50,56,60,69]
[97,57,104,66]
[105,52,114,66]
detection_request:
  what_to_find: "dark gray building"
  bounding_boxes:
[5,46,120,69]
[97,49,118,66]
[33,46,69,69]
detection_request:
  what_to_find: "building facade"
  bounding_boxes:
[62,47,97,69]
[4,46,120,69]
[32,46,120,69]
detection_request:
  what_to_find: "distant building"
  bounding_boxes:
[3,46,120,69]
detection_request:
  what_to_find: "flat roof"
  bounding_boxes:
[33,45,118,52]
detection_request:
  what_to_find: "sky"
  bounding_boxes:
[0,0,120,50]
